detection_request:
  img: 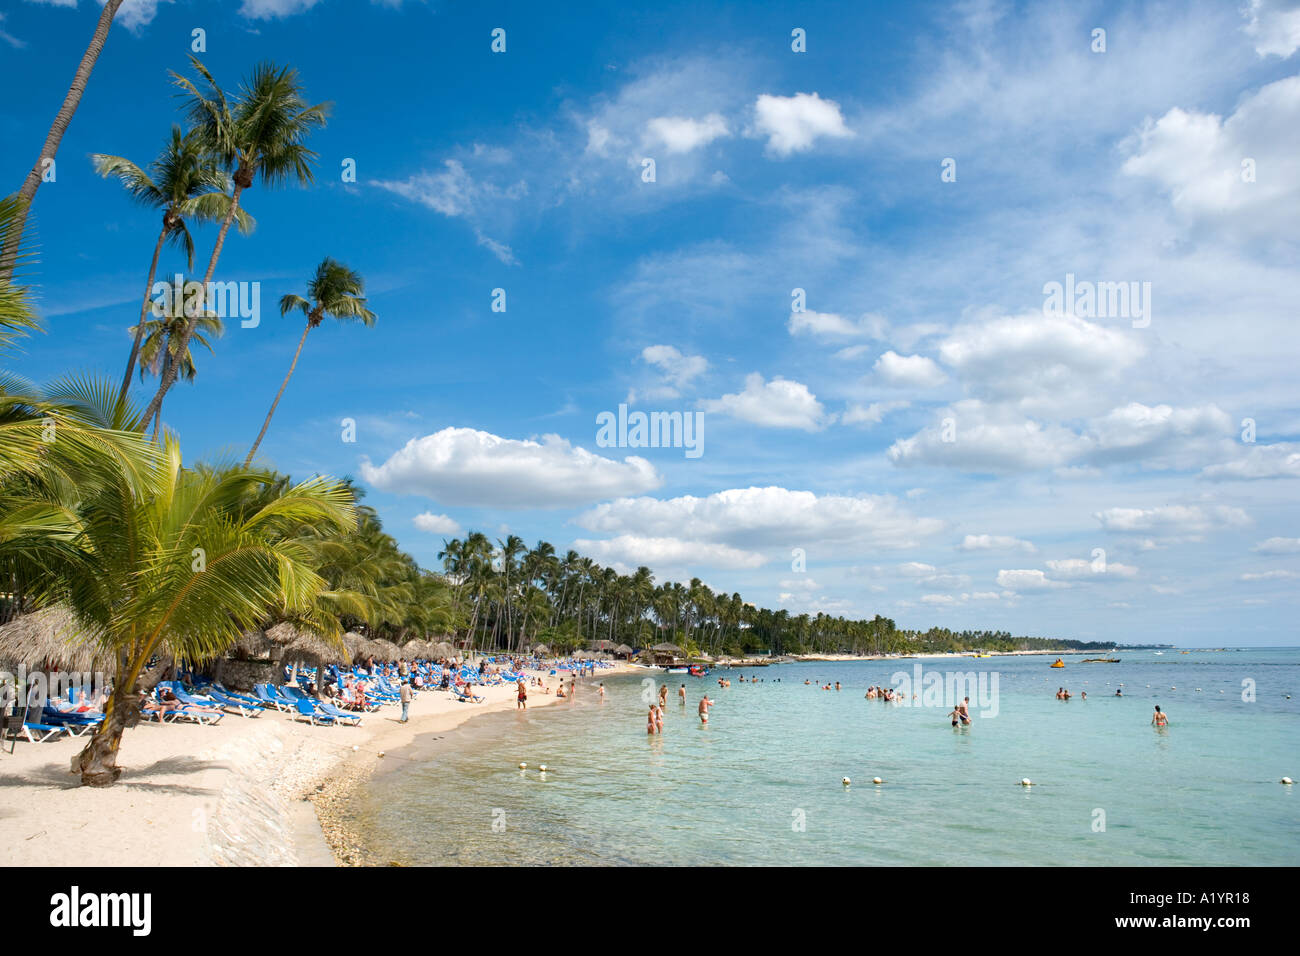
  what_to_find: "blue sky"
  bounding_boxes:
[3,0,1299,645]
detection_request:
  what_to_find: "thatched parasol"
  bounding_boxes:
[280,631,349,667]
[342,631,368,662]
[402,639,432,660]
[368,638,403,661]
[532,643,550,655]
[232,629,273,659]
[614,643,634,656]
[0,605,117,674]
[428,640,455,659]
[265,621,307,646]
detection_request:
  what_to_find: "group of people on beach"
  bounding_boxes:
[645,682,713,733]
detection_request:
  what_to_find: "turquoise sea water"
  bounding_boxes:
[353,650,1300,865]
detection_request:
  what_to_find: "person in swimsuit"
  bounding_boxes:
[654,704,664,734]
[957,697,971,724]
[598,683,605,701]
[947,706,962,727]
[516,678,527,710]
[698,695,713,723]
[659,684,668,709]
[647,705,656,735]
[1151,705,1169,727]
[679,684,687,704]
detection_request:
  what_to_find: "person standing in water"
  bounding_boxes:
[597,683,605,701]
[647,705,656,735]
[654,703,664,734]
[516,678,527,711]
[1152,704,1169,727]
[678,684,687,704]
[698,695,714,723]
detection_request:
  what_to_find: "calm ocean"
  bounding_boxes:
[351,649,1299,865]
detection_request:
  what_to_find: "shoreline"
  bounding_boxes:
[0,662,636,867]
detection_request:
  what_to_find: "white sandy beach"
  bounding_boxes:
[0,663,635,866]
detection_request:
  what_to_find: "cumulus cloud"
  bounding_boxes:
[700,373,829,430]
[1202,442,1300,480]
[959,534,1037,553]
[996,569,1069,590]
[1094,504,1252,537]
[645,113,730,153]
[576,486,945,552]
[843,400,909,427]
[573,534,765,570]
[1121,75,1300,235]
[360,427,662,508]
[787,310,884,340]
[753,92,852,155]
[1045,558,1139,579]
[889,401,1089,473]
[238,0,319,18]
[1254,536,1300,554]
[1241,0,1300,58]
[1240,569,1300,581]
[874,350,947,388]
[413,512,462,536]
[631,344,708,401]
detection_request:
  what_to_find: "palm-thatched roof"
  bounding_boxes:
[614,643,634,655]
[280,631,349,666]
[0,605,117,674]
[342,631,367,661]
[403,639,432,659]
[232,629,273,659]
[364,638,402,661]
[651,642,684,653]
[265,621,306,645]
[532,643,550,655]
[428,641,455,659]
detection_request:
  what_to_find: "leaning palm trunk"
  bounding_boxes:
[0,0,124,282]
[120,224,168,403]
[140,181,245,431]
[244,320,311,466]
[74,644,166,786]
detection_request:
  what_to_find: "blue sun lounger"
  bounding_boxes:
[316,700,362,726]
[253,684,294,711]
[293,697,335,726]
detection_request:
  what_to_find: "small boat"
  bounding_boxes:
[1082,658,1121,663]
[665,666,689,674]
[1050,658,1065,668]
[688,664,709,677]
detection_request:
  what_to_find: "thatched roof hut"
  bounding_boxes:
[614,643,634,658]
[649,641,684,664]
[342,631,367,662]
[265,621,305,646]
[651,642,683,653]
[232,629,273,659]
[403,639,433,660]
[368,638,402,661]
[429,641,455,660]
[0,605,117,674]
[532,643,550,655]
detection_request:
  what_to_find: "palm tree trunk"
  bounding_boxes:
[119,224,168,405]
[245,320,311,466]
[0,0,124,282]
[140,181,245,431]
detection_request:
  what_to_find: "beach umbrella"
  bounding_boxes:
[231,629,273,659]
[403,639,433,660]
[342,631,368,662]
[614,643,634,657]
[0,605,117,675]
[533,643,550,655]
[265,621,305,646]
[429,640,455,659]
[370,638,403,661]
[280,631,349,667]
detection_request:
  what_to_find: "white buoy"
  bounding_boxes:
[842,777,851,786]
[1282,777,1294,785]
[518,762,527,770]
[378,751,385,758]
[352,745,359,751]
[1021,778,1033,787]
[873,776,883,785]
[539,764,548,772]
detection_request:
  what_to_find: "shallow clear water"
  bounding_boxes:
[353,650,1300,865]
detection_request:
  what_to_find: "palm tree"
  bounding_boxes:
[245,258,373,466]
[140,57,331,431]
[0,0,126,282]
[0,197,40,353]
[1,416,355,785]
[92,126,252,403]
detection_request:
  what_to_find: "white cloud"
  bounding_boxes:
[0,13,24,48]
[1241,0,1300,57]
[633,344,708,400]
[1254,536,1300,554]
[996,569,1069,590]
[1121,75,1300,235]
[843,400,909,427]
[959,534,1036,553]
[237,0,320,20]
[573,535,765,570]
[360,427,662,508]
[413,512,462,536]
[898,562,937,577]
[645,113,730,153]
[700,373,829,430]
[889,401,1089,473]
[753,92,852,156]
[787,310,883,340]
[1045,558,1139,579]
[1094,504,1252,536]
[1240,569,1300,581]
[873,350,947,388]
[576,486,945,552]
[1202,442,1300,480]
